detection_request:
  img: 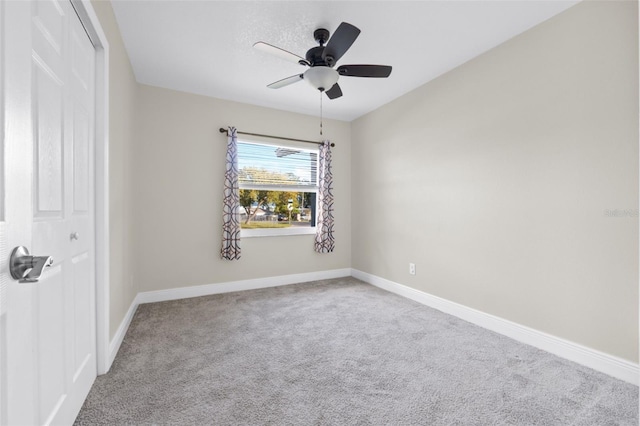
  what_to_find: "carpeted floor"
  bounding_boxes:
[76,277,638,425]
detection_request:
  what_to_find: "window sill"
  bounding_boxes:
[241,227,316,238]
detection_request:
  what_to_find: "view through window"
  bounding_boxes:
[237,140,318,232]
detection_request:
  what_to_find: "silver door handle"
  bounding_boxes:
[9,246,54,283]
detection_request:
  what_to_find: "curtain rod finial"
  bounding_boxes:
[219,128,227,133]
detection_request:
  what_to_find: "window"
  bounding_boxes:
[237,139,318,237]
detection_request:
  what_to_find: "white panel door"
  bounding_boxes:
[1,1,97,424]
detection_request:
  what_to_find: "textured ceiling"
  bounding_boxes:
[111,1,580,121]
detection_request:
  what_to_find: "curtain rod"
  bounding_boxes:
[219,128,335,147]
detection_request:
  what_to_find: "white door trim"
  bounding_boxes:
[69,0,111,375]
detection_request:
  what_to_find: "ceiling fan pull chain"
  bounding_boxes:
[320,90,323,136]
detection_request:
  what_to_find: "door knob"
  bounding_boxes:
[70,232,79,241]
[9,246,54,283]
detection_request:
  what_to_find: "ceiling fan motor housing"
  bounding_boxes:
[307,28,335,66]
[306,46,324,65]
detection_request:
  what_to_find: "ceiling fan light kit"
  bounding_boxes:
[303,67,339,92]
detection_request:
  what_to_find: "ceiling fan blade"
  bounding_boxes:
[337,65,392,78]
[254,42,309,66]
[325,83,343,99]
[267,74,304,89]
[322,22,360,65]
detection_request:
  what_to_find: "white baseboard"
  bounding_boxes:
[106,267,638,386]
[136,268,352,305]
[351,269,639,386]
[108,296,139,370]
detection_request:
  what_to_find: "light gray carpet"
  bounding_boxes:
[76,277,638,425]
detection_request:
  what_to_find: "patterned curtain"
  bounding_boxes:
[314,140,335,253]
[221,127,241,260]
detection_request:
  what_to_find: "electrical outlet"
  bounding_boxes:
[409,263,416,275]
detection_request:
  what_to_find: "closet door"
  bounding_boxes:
[1,1,97,424]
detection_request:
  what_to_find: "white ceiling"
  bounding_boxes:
[111,1,580,122]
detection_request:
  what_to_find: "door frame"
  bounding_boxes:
[69,0,111,375]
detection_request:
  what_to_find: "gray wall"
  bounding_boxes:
[351,1,638,362]
[92,1,137,340]
[133,85,352,292]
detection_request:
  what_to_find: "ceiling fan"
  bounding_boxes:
[254,22,392,99]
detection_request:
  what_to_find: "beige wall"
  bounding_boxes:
[133,85,351,292]
[92,1,138,340]
[93,0,636,364]
[351,1,639,362]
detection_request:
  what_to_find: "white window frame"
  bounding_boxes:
[237,139,319,238]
